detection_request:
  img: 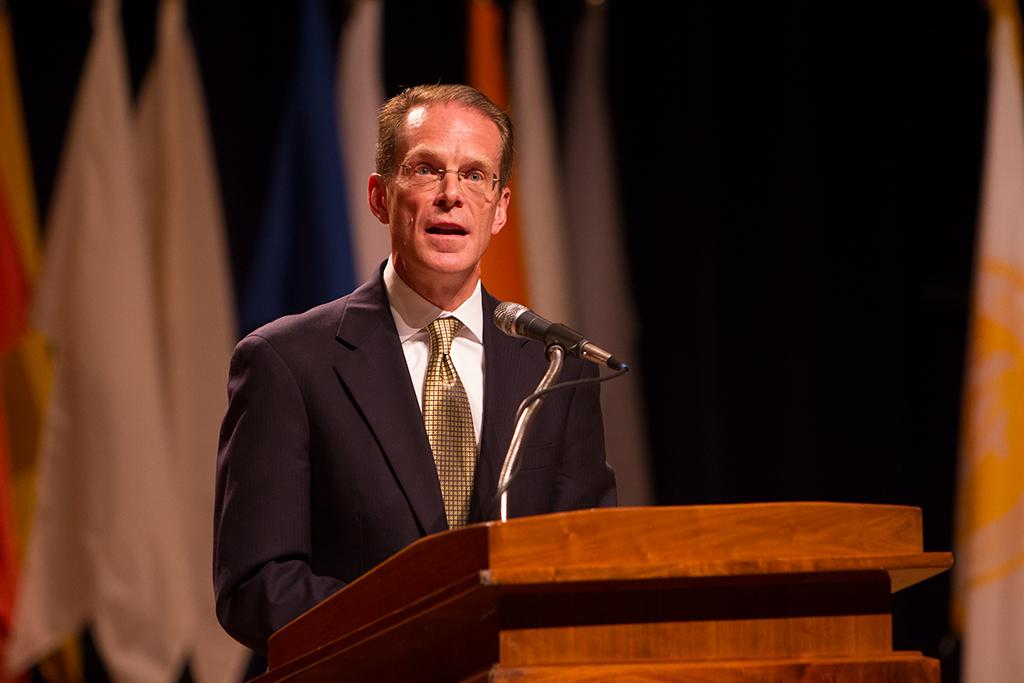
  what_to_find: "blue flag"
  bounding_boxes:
[241,0,356,334]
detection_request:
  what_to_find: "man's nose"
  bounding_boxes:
[435,172,464,205]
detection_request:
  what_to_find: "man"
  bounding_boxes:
[213,84,616,655]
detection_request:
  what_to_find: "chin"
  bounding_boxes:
[423,252,478,274]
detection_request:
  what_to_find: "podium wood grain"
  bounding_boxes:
[252,504,952,682]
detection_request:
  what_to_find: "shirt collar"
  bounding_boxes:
[384,258,484,344]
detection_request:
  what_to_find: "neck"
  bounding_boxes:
[393,258,479,311]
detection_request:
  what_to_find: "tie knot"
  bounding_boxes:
[427,317,463,356]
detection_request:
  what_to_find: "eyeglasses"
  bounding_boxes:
[396,163,499,198]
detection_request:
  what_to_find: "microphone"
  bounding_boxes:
[493,302,628,371]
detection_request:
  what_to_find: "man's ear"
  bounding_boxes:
[491,186,511,235]
[368,173,390,224]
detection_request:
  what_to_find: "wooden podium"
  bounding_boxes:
[252,503,952,682]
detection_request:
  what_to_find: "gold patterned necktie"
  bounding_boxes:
[423,317,477,528]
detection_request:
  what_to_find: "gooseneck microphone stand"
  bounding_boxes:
[496,344,565,522]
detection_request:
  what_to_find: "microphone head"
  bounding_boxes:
[493,301,528,337]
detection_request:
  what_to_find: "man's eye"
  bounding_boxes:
[413,164,435,177]
[464,170,486,183]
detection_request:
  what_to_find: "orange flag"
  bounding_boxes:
[468,0,529,305]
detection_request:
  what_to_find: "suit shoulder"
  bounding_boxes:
[234,297,352,365]
[248,298,348,342]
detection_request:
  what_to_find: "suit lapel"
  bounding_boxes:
[331,274,447,535]
[472,290,534,521]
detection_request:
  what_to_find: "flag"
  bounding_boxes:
[955,0,1024,680]
[5,1,193,680]
[563,1,652,505]
[241,0,356,333]
[0,188,28,353]
[135,1,247,681]
[0,0,50,550]
[468,0,529,305]
[509,0,573,325]
[0,5,40,285]
[337,0,390,282]
[0,184,25,683]
[0,6,76,681]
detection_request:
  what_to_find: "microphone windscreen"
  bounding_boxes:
[493,301,527,337]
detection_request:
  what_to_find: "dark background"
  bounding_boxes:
[7,1,991,680]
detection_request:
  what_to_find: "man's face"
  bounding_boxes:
[369,102,510,294]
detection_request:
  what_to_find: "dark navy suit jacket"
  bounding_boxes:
[213,270,616,654]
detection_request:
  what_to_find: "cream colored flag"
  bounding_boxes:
[336,0,389,281]
[135,2,247,682]
[510,0,573,325]
[955,1,1024,681]
[564,1,652,505]
[5,1,193,681]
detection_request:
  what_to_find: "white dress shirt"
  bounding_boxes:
[383,259,484,443]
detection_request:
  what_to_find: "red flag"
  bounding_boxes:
[0,188,28,351]
[0,186,27,681]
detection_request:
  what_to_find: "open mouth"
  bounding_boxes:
[427,225,467,236]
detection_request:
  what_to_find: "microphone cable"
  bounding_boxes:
[488,362,630,519]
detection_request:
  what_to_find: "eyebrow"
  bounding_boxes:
[404,146,495,171]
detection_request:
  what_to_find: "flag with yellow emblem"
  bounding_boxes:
[955,1,1024,680]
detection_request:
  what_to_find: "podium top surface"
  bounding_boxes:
[484,502,933,574]
[267,503,952,668]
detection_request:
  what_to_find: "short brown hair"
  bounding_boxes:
[375,84,514,187]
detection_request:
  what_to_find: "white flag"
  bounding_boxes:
[510,0,574,325]
[6,1,193,681]
[136,1,247,681]
[564,1,652,505]
[955,2,1024,681]
[337,0,390,281]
